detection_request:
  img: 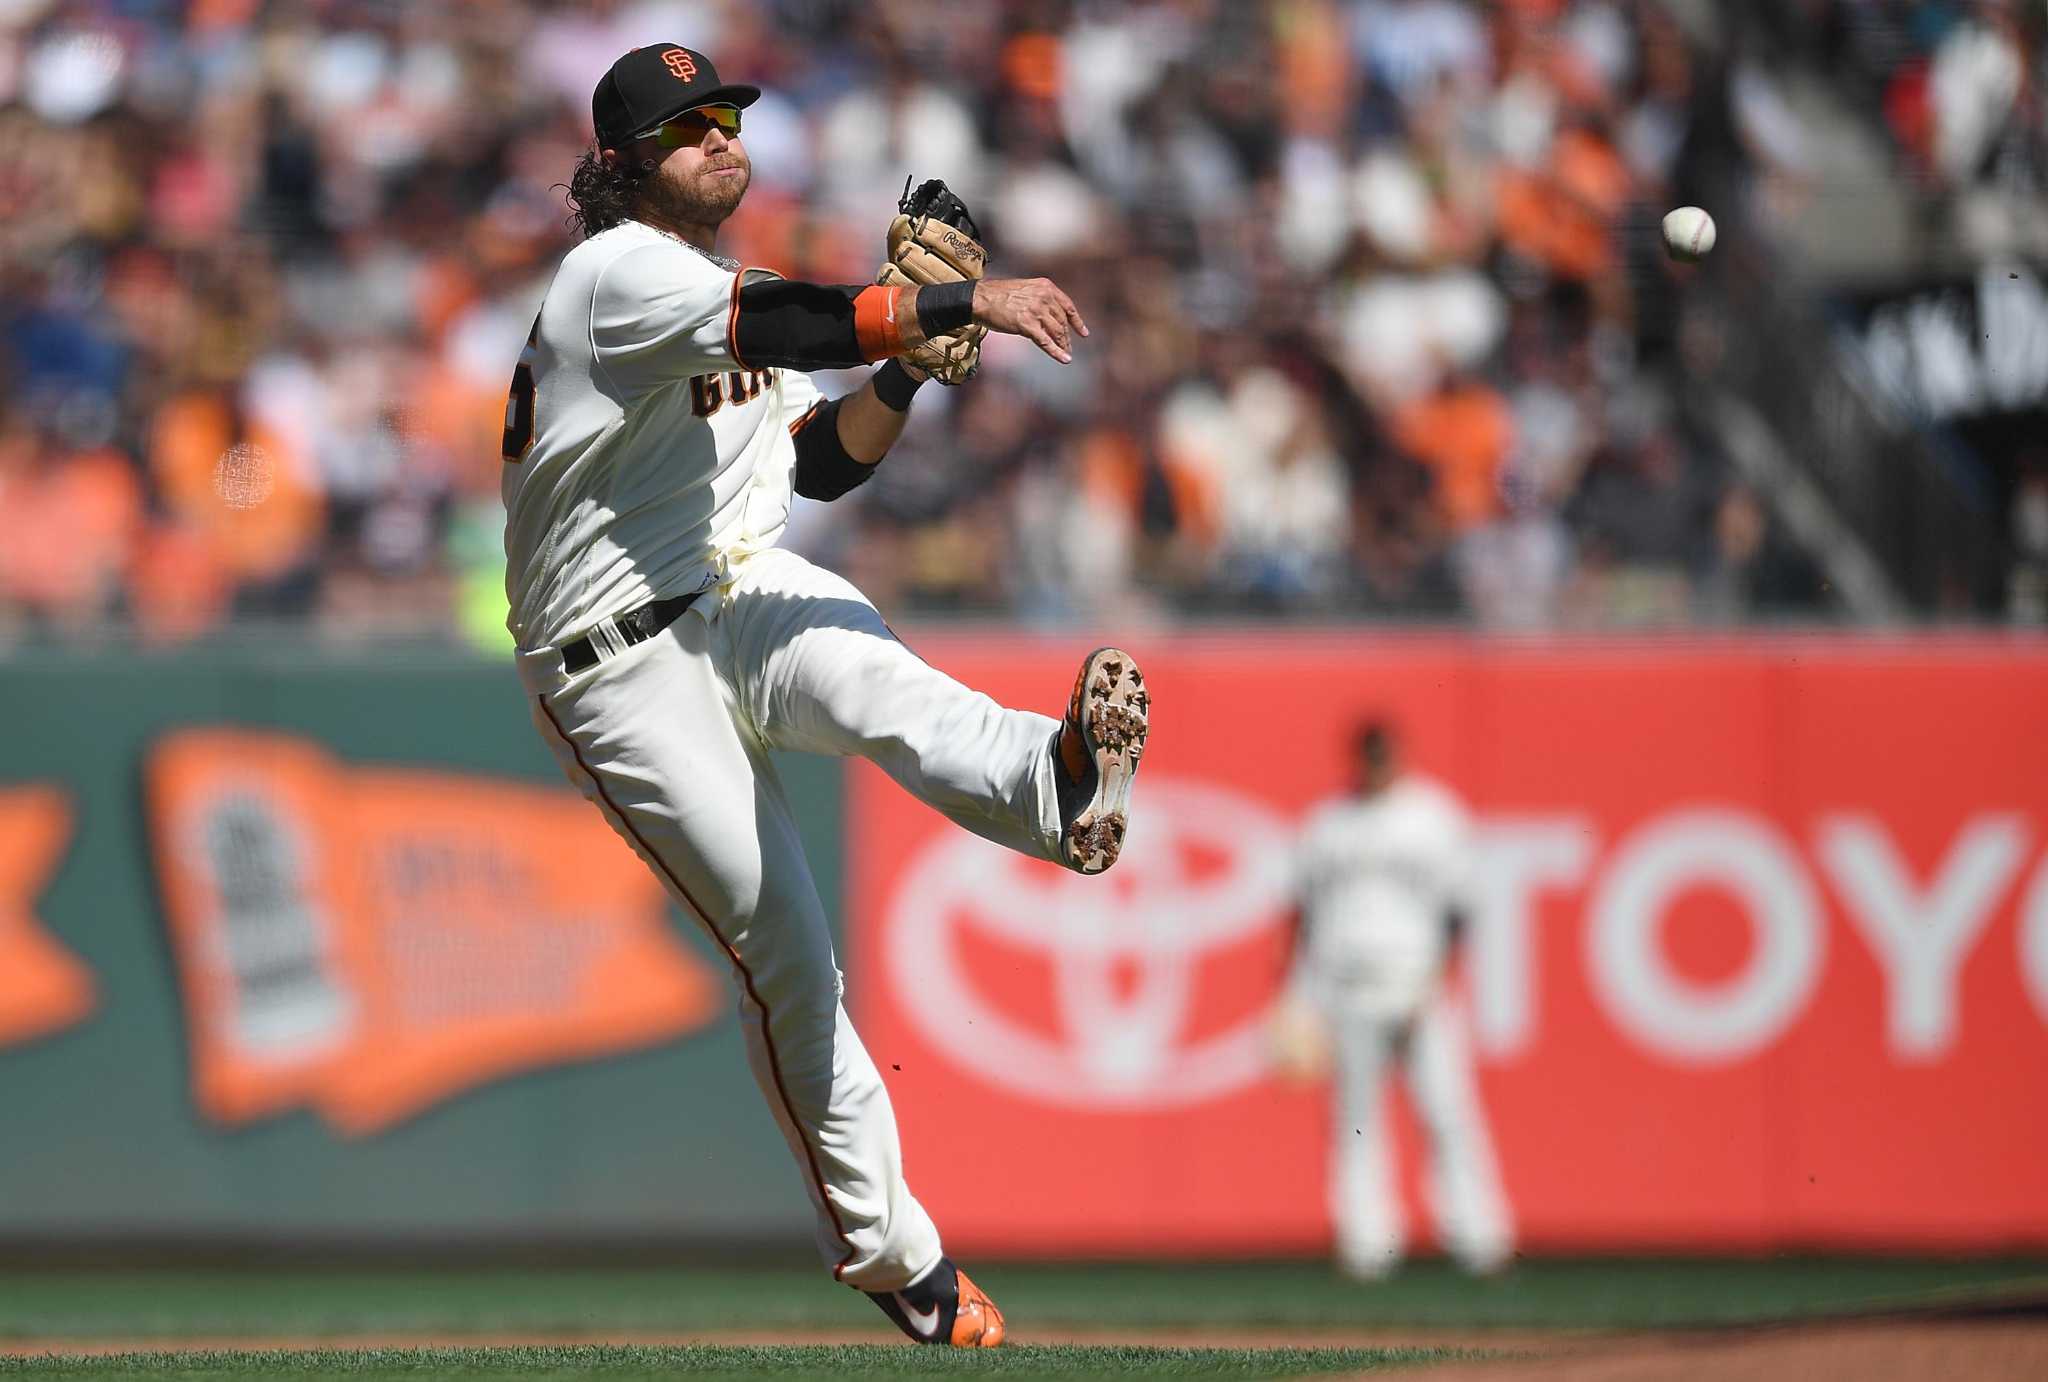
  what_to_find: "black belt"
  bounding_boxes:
[560,592,703,673]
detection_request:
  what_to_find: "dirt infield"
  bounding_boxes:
[4,1316,2044,1377]
[1384,1317,2048,1380]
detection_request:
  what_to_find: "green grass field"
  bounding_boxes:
[1,1258,2042,1380]
[0,1343,1469,1380]
[0,1344,1464,1380]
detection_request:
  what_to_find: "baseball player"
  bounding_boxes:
[1276,720,1512,1279]
[499,44,1150,1347]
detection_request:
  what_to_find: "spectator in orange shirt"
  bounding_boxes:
[147,389,324,594]
[1390,371,1515,533]
[1497,117,1632,282]
[0,421,143,631]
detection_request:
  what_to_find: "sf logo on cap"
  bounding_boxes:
[662,48,697,80]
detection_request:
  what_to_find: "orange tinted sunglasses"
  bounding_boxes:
[647,105,742,147]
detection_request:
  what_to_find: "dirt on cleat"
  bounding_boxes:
[1058,647,1149,875]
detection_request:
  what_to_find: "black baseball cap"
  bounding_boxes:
[592,44,760,148]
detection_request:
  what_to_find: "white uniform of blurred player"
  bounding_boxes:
[1280,721,1513,1278]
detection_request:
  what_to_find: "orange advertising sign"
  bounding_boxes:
[0,787,95,1048]
[147,729,720,1135]
[852,636,2048,1254]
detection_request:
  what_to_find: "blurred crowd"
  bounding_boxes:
[1731,0,2048,619]
[1742,0,2047,260]
[0,0,2038,646]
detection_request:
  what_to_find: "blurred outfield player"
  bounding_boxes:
[1274,720,1513,1279]
[499,44,1150,1347]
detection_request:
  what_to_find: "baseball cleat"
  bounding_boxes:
[867,1257,1006,1347]
[1055,647,1149,874]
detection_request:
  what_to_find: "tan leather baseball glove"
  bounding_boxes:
[875,178,987,385]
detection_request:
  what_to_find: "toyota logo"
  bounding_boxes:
[882,778,1295,1109]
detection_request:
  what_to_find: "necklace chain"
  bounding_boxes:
[644,220,739,272]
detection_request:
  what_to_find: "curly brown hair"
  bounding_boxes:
[564,149,640,240]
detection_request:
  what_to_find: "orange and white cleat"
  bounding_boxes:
[946,1266,1006,1346]
[868,1257,1006,1347]
[1055,647,1149,874]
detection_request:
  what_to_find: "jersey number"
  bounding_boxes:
[501,315,540,463]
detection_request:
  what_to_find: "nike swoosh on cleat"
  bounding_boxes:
[897,1294,940,1336]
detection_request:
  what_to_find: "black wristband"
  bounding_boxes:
[914,279,976,337]
[872,358,926,412]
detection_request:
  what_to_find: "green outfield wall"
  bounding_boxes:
[0,644,842,1244]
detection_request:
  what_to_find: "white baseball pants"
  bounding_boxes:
[517,548,1066,1291]
[1330,991,1514,1276]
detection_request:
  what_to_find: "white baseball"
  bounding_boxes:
[1662,206,1716,262]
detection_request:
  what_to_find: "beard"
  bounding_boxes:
[641,150,751,225]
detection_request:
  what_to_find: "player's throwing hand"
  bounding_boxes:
[972,278,1090,364]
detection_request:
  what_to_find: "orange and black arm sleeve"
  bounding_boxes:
[732,280,909,371]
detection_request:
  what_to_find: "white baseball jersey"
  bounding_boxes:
[1293,775,1476,1019]
[501,220,822,650]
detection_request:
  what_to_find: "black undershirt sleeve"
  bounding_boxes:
[732,280,871,371]
[790,398,878,502]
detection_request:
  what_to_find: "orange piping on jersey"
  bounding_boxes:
[853,285,907,362]
[788,400,825,436]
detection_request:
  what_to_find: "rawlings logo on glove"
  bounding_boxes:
[876,177,987,386]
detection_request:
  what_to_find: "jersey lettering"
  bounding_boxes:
[690,368,773,419]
